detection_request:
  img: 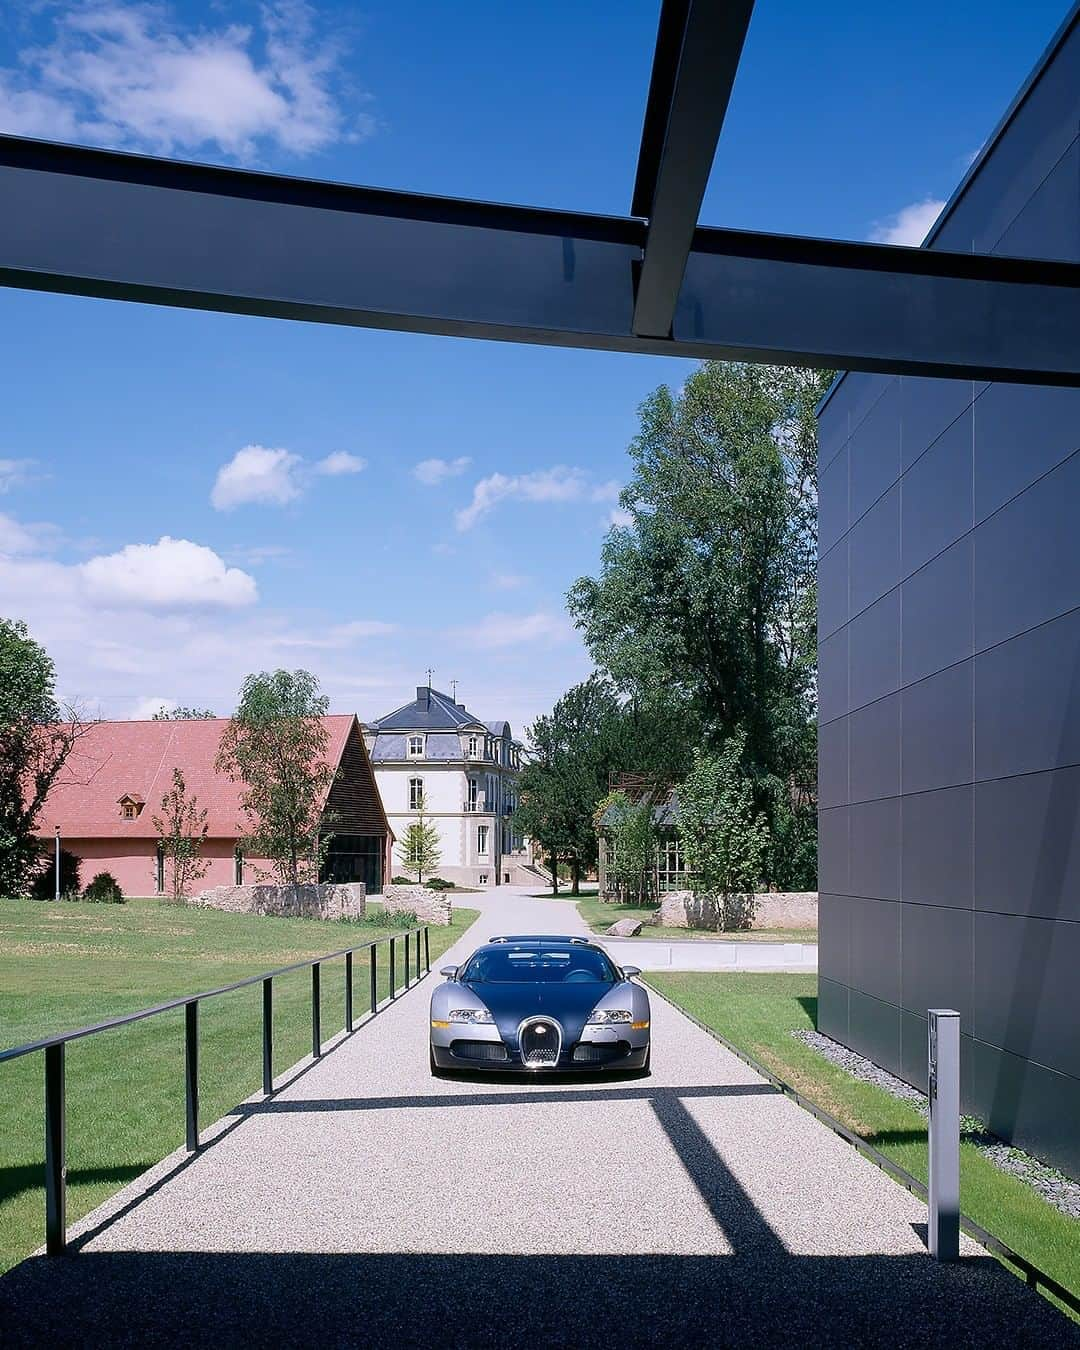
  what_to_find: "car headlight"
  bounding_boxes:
[448,1008,495,1024]
[586,1008,633,1024]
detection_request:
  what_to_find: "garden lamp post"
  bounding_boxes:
[54,826,60,902]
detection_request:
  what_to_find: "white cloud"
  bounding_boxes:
[607,507,634,530]
[270,618,398,649]
[489,571,527,591]
[455,466,595,531]
[0,458,34,493]
[211,445,303,511]
[458,611,574,650]
[80,536,257,610]
[0,2,365,159]
[314,451,366,476]
[591,479,622,503]
[413,456,472,486]
[0,511,47,555]
[869,198,945,247]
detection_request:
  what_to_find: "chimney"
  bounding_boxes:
[416,685,431,707]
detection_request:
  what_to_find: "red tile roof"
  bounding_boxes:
[36,716,356,839]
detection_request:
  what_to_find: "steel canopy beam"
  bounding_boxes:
[0,135,1078,384]
[631,0,755,338]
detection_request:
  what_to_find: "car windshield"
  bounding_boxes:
[462,947,617,984]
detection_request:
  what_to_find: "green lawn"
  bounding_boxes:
[574,895,816,943]
[0,896,478,1273]
[648,972,1080,1307]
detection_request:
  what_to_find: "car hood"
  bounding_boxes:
[463,980,610,1046]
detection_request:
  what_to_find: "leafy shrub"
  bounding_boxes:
[30,848,82,901]
[390,875,414,885]
[354,906,418,929]
[83,871,125,904]
[426,877,454,891]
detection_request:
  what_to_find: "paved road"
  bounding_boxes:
[2,889,1075,1348]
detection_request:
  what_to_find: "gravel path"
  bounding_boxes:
[2,889,1076,1347]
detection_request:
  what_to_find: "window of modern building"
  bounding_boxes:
[407,735,424,757]
[658,838,687,892]
[409,777,424,810]
[477,824,489,855]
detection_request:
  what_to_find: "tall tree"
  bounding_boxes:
[677,734,770,929]
[567,361,829,887]
[215,669,336,887]
[0,618,87,898]
[152,768,210,900]
[399,790,441,883]
[152,706,216,720]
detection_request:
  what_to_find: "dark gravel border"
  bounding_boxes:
[793,1029,1080,1222]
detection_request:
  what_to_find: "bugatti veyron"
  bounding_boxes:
[429,935,650,1074]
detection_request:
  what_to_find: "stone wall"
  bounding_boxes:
[193,882,366,921]
[650,890,817,932]
[381,884,453,926]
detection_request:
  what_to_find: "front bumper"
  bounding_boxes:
[431,1038,649,1073]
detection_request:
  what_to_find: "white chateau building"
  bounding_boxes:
[364,686,534,888]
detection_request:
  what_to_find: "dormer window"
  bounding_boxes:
[468,735,478,757]
[407,735,425,758]
[118,794,145,820]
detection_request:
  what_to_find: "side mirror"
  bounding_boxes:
[623,966,641,979]
[439,966,458,979]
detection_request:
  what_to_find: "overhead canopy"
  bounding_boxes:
[1,0,1077,385]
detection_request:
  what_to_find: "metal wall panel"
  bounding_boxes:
[815,13,1080,1177]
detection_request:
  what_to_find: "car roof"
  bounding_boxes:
[479,935,601,952]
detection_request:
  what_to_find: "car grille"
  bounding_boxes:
[450,1040,509,1063]
[572,1042,630,1064]
[520,1018,561,1067]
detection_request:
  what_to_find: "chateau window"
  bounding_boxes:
[467,779,478,811]
[477,825,489,856]
[407,736,424,757]
[409,777,424,810]
[468,735,478,757]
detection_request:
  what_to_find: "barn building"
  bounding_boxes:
[36,715,392,898]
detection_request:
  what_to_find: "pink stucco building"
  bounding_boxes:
[36,716,393,897]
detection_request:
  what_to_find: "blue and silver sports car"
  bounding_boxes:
[429,935,651,1074]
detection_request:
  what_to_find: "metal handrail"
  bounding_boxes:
[3,922,432,1256]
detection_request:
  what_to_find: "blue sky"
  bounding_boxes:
[0,0,1069,734]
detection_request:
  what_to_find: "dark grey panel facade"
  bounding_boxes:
[816,15,1080,1177]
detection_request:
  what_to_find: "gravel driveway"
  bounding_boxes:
[2,888,1075,1347]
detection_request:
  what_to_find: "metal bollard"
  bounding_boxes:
[928,1009,960,1261]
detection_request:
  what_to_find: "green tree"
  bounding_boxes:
[399,790,441,883]
[568,361,830,886]
[152,767,210,900]
[152,706,216,720]
[594,789,658,906]
[215,669,336,887]
[677,735,770,930]
[0,618,87,898]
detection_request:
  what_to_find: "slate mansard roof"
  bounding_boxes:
[367,689,521,763]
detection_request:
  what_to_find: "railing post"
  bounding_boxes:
[389,937,396,999]
[424,926,430,973]
[369,943,377,1015]
[44,1042,66,1255]
[345,950,354,1032]
[417,928,423,979]
[262,977,273,1096]
[404,932,411,989]
[312,963,321,1058]
[185,1001,199,1152]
